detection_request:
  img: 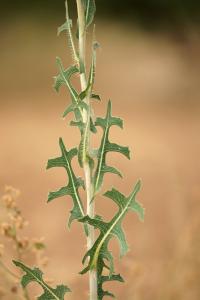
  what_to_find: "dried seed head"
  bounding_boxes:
[0,222,15,239]
[10,286,18,294]
[13,214,27,230]
[17,237,29,250]
[0,186,49,291]
[5,186,20,198]
[2,194,16,209]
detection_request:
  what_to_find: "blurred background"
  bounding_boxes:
[0,0,200,299]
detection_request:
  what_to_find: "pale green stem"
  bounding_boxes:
[76,1,98,300]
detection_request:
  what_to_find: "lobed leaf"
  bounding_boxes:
[88,42,97,94]
[79,41,97,102]
[70,116,96,168]
[53,58,78,96]
[57,0,78,64]
[76,42,98,167]
[47,138,86,231]
[93,100,130,195]
[98,273,124,300]
[13,261,70,300]
[79,180,144,298]
[54,57,86,122]
[57,20,77,64]
[78,116,90,167]
[80,180,144,270]
[57,20,72,36]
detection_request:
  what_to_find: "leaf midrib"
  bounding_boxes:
[61,71,79,105]
[91,193,133,268]
[22,267,60,300]
[63,149,85,217]
[81,114,90,164]
[94,117,109,192]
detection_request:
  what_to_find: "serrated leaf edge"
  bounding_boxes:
[13,260,71,300]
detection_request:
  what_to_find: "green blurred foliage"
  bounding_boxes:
[1,0,200,29]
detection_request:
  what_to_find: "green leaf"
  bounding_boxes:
[13,261,70,300]
[58,19,72,36]
[53,57,86,122]
[53,58,78,97]
[94,100,130,195]
[57,1,78,64]
[74,43,98,167]
[57,20,78,63]
[90,117,97,134]
[98,273,124,300]
[95,246,124,299]
[82,0,96,28]
[70,116,96,168]
[91,93,101,101]
[79,88,90,101]
[78,117,90,168]
[47,138,86,230]
[77,116,96,169]
[79,180,143,299]
[70,120,85,133]
[79,41,97,102]
[79,180,144,272]
[88,42,97,93]
[62,101,88,122]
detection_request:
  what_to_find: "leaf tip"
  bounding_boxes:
[108,99,112,112]
[12,260,18,266]
[59,137,64,148]
[46,160,50,170]
[137,179,142,190]
[47,192,53,203]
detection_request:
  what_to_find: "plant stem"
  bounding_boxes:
[76,1,98,299]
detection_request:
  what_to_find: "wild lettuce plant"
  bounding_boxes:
[14,0,144,299]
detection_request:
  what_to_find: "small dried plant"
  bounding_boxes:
[13,1,144,299]
[0,186,48,300]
